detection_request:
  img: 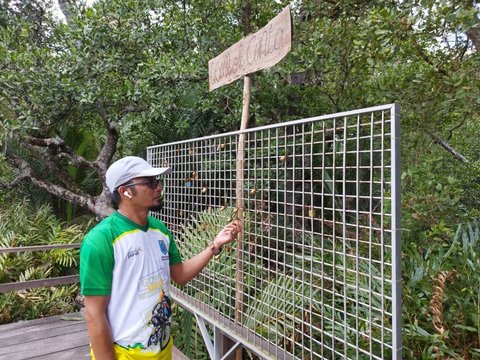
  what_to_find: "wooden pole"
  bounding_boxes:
[234,74,251,358]
[207,6,290,356]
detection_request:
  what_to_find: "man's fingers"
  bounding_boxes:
[218,221,242,243]
[230,220,241,231]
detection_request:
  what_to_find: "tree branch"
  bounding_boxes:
[0,155,31,189]
[412,39,448,77]
[466,26,480,52]
[446,120,465,142]
[27,136,64,147]
[242,0,252,35]
[0,177,24,190]
[15,135,86,194]
[26,135,100,171]
[93,100,118,173]
[2,155,114,219]
[426,130,468,163]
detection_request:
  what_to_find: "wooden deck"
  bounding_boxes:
[0,313,189,360]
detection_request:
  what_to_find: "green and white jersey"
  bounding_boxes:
[80,211,181,353]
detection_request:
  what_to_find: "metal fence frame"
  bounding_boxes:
[148,103,401,359]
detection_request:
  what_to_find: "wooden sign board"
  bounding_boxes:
[208,6,292,91]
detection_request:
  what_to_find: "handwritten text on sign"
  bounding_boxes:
[208,6,291,91]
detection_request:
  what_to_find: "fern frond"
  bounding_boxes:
[18,267,37,282]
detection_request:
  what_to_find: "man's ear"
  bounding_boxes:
[118,186,132,200]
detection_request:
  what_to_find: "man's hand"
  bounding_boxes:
[213,220,242,248]
[171,219,243,285]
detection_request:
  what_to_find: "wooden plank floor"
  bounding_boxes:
[0,313,189,360]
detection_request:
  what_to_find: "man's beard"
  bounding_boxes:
[149,200,164,212]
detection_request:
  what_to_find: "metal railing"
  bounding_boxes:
[148,103,401,359]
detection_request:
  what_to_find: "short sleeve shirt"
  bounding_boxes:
[80,212,181,353]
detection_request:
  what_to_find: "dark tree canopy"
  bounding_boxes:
[1,0,478,218]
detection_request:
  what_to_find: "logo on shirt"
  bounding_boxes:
[127,247,142,260]
[139,271,165,299]
[158,240,168,255]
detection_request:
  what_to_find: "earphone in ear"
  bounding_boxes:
[123,191,132,199]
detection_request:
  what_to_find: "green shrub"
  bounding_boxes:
[0,200,86,324]
[403,219,480,359]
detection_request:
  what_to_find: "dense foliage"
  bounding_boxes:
[0,0,479,358]
[0,200,85,323]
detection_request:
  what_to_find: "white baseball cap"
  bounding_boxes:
[105,156,172,193]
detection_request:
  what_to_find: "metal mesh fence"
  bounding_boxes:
[148,104,401,359]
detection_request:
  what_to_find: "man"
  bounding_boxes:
[80,156,240,360]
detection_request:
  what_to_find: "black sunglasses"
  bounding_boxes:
[123,177,161,190]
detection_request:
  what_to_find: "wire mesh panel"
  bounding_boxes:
[148,104,401,360]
